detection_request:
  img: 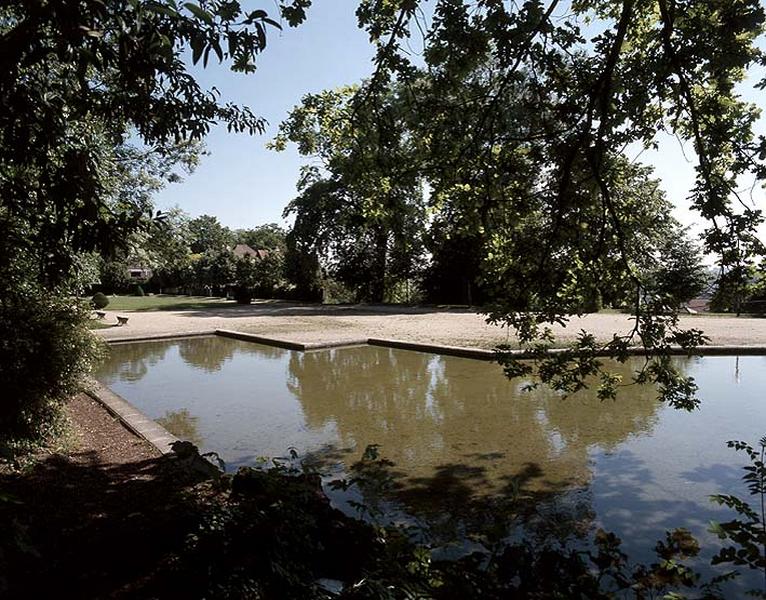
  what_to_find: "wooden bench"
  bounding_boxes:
[116,316,129,326]
[95,311,106,319]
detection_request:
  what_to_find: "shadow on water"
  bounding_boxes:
[589,447,760,594]
[269,346,672,551]
[263,439,595,552]
[681,462,748,490]
[297,438,757,594]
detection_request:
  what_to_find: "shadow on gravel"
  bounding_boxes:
[172,300,477,319]
[0,451,207,598]
[166,300,478,318]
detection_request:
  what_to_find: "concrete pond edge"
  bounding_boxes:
[106,331,214,345]
[83,377,178,456]
[215,329,368,351]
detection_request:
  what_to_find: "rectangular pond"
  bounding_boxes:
[96,335,766,587]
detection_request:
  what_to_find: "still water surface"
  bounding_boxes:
[97,336,766,583]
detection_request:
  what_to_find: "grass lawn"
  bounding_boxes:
[96,294,238,312]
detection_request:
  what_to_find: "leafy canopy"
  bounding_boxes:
[276,0,766,406]
[0,0,285,444]
[0,0,283,287]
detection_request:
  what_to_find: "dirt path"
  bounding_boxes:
[68,393,161,463]
[95,301,766,348]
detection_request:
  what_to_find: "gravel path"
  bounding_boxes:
[95,301,766,348]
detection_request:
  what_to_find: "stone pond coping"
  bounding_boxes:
[106,331,214,345]
[83,377,178,455]
[368,339,766,359]
[214,329,369,351]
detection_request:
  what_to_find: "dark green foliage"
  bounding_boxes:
[142,207,195,292]
[146,459,379,599]
[234,252,285,300]
[192,250,236,294]
[274,87,427,303]
[743,263,766,312]
[189,215,235,254]
[283,231,323,301]
[91,292,109,310]
[496,308,709,410]
[134,285,145,297]
[0,290,103,454]
[235,223,287,252]
[583,288,604,314]
[422,227,486,306]
[275,0,766,403]
[0,3,276,290]
[98,259,134,295]
[283,173,425,302]
[709,266,755,314]
[711,263,766,315]
[709,436,766,592]
[648,235,709,308]
[274,60,720,403]
[350,0,766,283]
[233,287,252,305]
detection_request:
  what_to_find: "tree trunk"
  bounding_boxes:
[370,227,388,303]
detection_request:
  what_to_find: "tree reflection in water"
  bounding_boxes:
[97,341,169,384]
[177,337,237,373]
[156,409,203,446]
[177,336,288,372]
[99,337,288,382]
[288,346,674,545]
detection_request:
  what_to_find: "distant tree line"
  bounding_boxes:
[94,213,293,302]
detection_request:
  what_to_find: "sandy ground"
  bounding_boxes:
[94,301,766,348]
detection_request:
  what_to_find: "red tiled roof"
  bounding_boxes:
[232,244,269,259]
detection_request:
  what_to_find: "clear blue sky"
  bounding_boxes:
[155,3,376,229]
[156,3,765,240]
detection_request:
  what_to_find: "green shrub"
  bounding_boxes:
[141,445,738,600]
[0,292,104,455]
[91,292,109,309]
[134,285,145,297]
[98,259,133,294]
